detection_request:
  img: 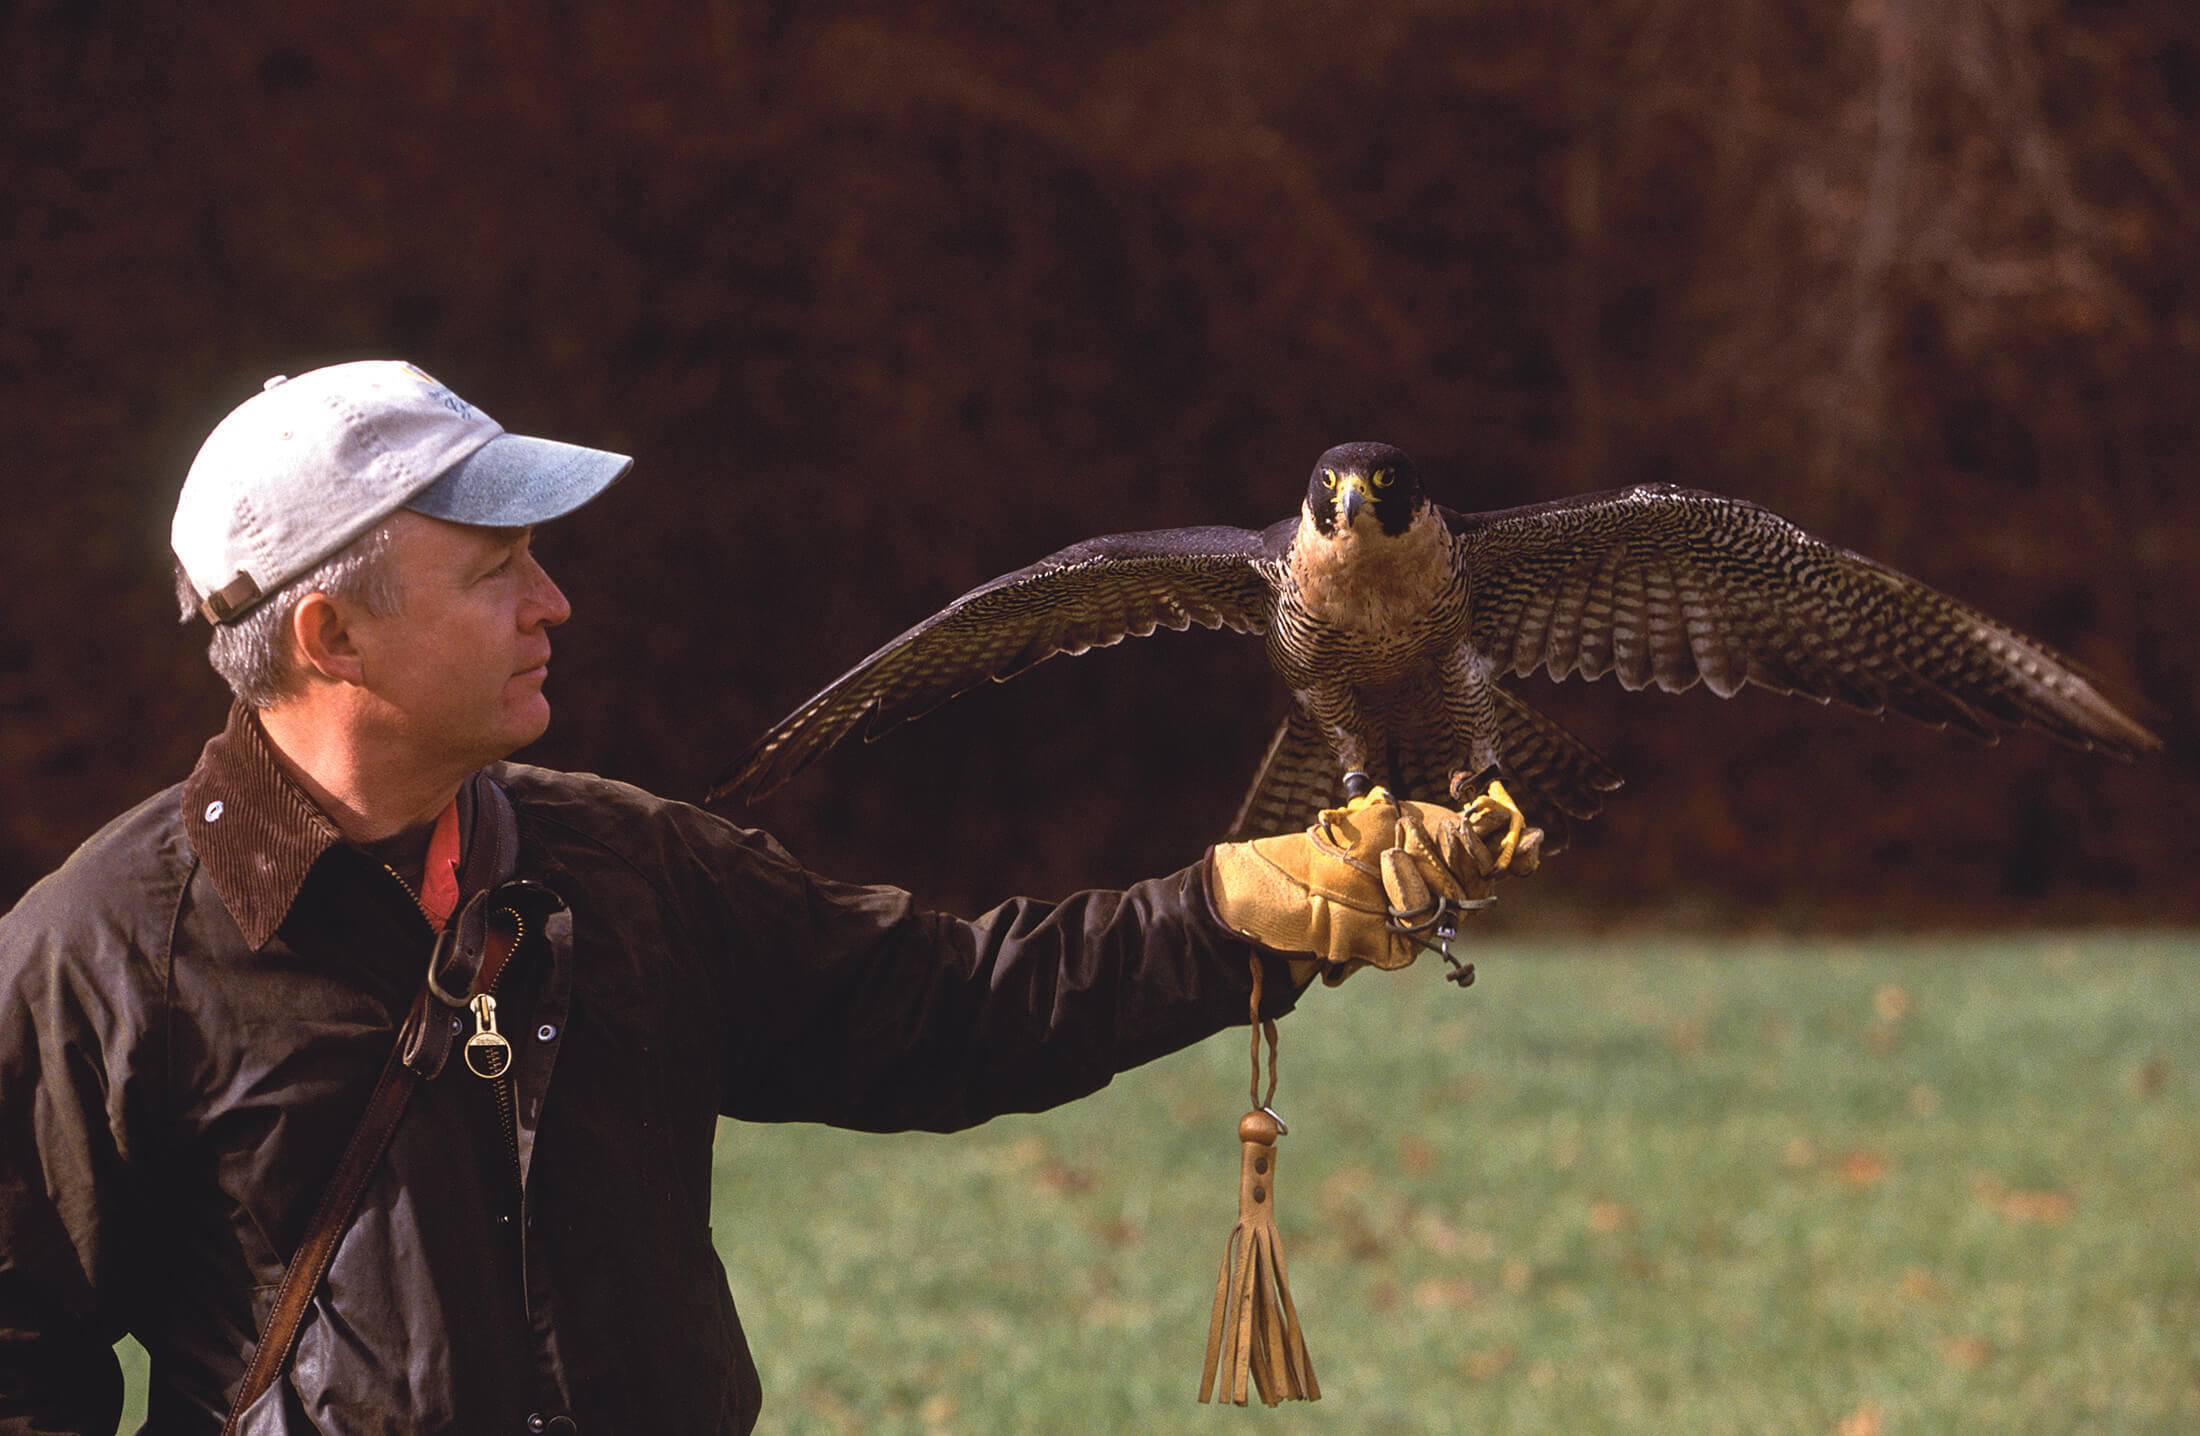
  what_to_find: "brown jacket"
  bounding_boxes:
[0,705,1291,1433]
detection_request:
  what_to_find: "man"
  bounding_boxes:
[0,362,1509,1433]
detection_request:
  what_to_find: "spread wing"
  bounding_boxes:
[1450,485,2161,756]
[712,523,1291,803]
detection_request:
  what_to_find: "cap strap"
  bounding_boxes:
[198,572,263,625]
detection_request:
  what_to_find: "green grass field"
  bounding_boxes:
[117,931,2197,1432]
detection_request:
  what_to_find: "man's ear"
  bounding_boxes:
[291,592,366,686]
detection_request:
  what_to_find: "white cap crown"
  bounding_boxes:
[171,361,629,622]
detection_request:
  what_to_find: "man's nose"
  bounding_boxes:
[524,554,572,629]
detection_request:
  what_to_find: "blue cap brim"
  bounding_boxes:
[405,432,634,528]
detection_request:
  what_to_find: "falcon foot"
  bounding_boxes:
[1317,781,1396,843]
[1449,770,1530,875]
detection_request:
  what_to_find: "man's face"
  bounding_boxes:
[348,510,572,771]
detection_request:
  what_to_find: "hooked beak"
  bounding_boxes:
[1338,475,1369,527]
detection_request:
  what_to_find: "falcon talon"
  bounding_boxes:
[1448,765,1499,805]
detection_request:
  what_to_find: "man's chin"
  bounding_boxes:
[483,704,553,766]
[509,709,553,756]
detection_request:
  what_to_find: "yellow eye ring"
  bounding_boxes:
[1321,470,1339,489]
[1372,469,1395,489]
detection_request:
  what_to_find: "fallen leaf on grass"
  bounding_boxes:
[2123,1056,2168,1098]
[1837,1149,1890,1188]
[1411,1208,1472,1256]
[1666,1017,1705,1056]
[1320,1164,1378,1213]
[1461,1342,1515,1381]
[1897,1266,1943,1303]
[1587,1199,1634,1234]
[2001,1189,2074,1223]
[802,1385,861,1433]
[1412,1275,1480,1310]
[1035,1159,1096,1196]
[1316,1165,1396,1260]
[1969,1175,2075,1225]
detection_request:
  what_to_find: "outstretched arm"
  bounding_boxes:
[668,808,1302,1133]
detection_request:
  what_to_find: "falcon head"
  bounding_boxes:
[1306,442,1426,538]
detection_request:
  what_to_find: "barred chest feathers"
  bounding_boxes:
[1279,502,1466,675]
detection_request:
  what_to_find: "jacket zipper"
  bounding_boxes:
[399,864,526,1202]
[488,906,526,1197]
[389,865,526,1216]
[381,862,437,926]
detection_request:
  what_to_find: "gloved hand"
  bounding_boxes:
[1207,782,1544,987]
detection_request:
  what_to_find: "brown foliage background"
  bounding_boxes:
[3,0,2195,926]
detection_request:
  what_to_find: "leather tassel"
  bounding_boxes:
[1199,960,1320,1405]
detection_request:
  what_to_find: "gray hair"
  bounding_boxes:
[176,522,402,708]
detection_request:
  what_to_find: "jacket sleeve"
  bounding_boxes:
[0,910,139,1436]
[668,811,1299,1132]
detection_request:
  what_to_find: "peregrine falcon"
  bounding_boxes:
[711,442,2160,844]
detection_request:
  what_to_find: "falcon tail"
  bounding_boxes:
[1225,688,1624,851]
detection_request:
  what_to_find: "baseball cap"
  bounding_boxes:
[172,360,633,624]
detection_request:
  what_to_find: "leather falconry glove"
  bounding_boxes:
[1207,781,1545,987]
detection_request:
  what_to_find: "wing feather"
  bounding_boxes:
[713,523,1285,802]
[1448,486,2160,757]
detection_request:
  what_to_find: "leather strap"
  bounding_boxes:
[402,883,542,1080]
[220,991,424,1433]
[197,571,263,625]
[221,906,521,1431]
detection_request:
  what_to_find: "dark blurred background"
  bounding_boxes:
[4,0,2195,928]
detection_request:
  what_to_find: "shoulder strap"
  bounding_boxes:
[221,913,522,1431]
[219,993,425,1433]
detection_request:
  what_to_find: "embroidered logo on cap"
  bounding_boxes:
[399,362,475,419]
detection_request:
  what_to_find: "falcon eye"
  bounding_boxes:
[1321,470,1339,489]
[1372,469,1395,489]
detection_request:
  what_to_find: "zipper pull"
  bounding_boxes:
[465,993,514,1079]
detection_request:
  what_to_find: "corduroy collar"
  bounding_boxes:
[180,702,493,949]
